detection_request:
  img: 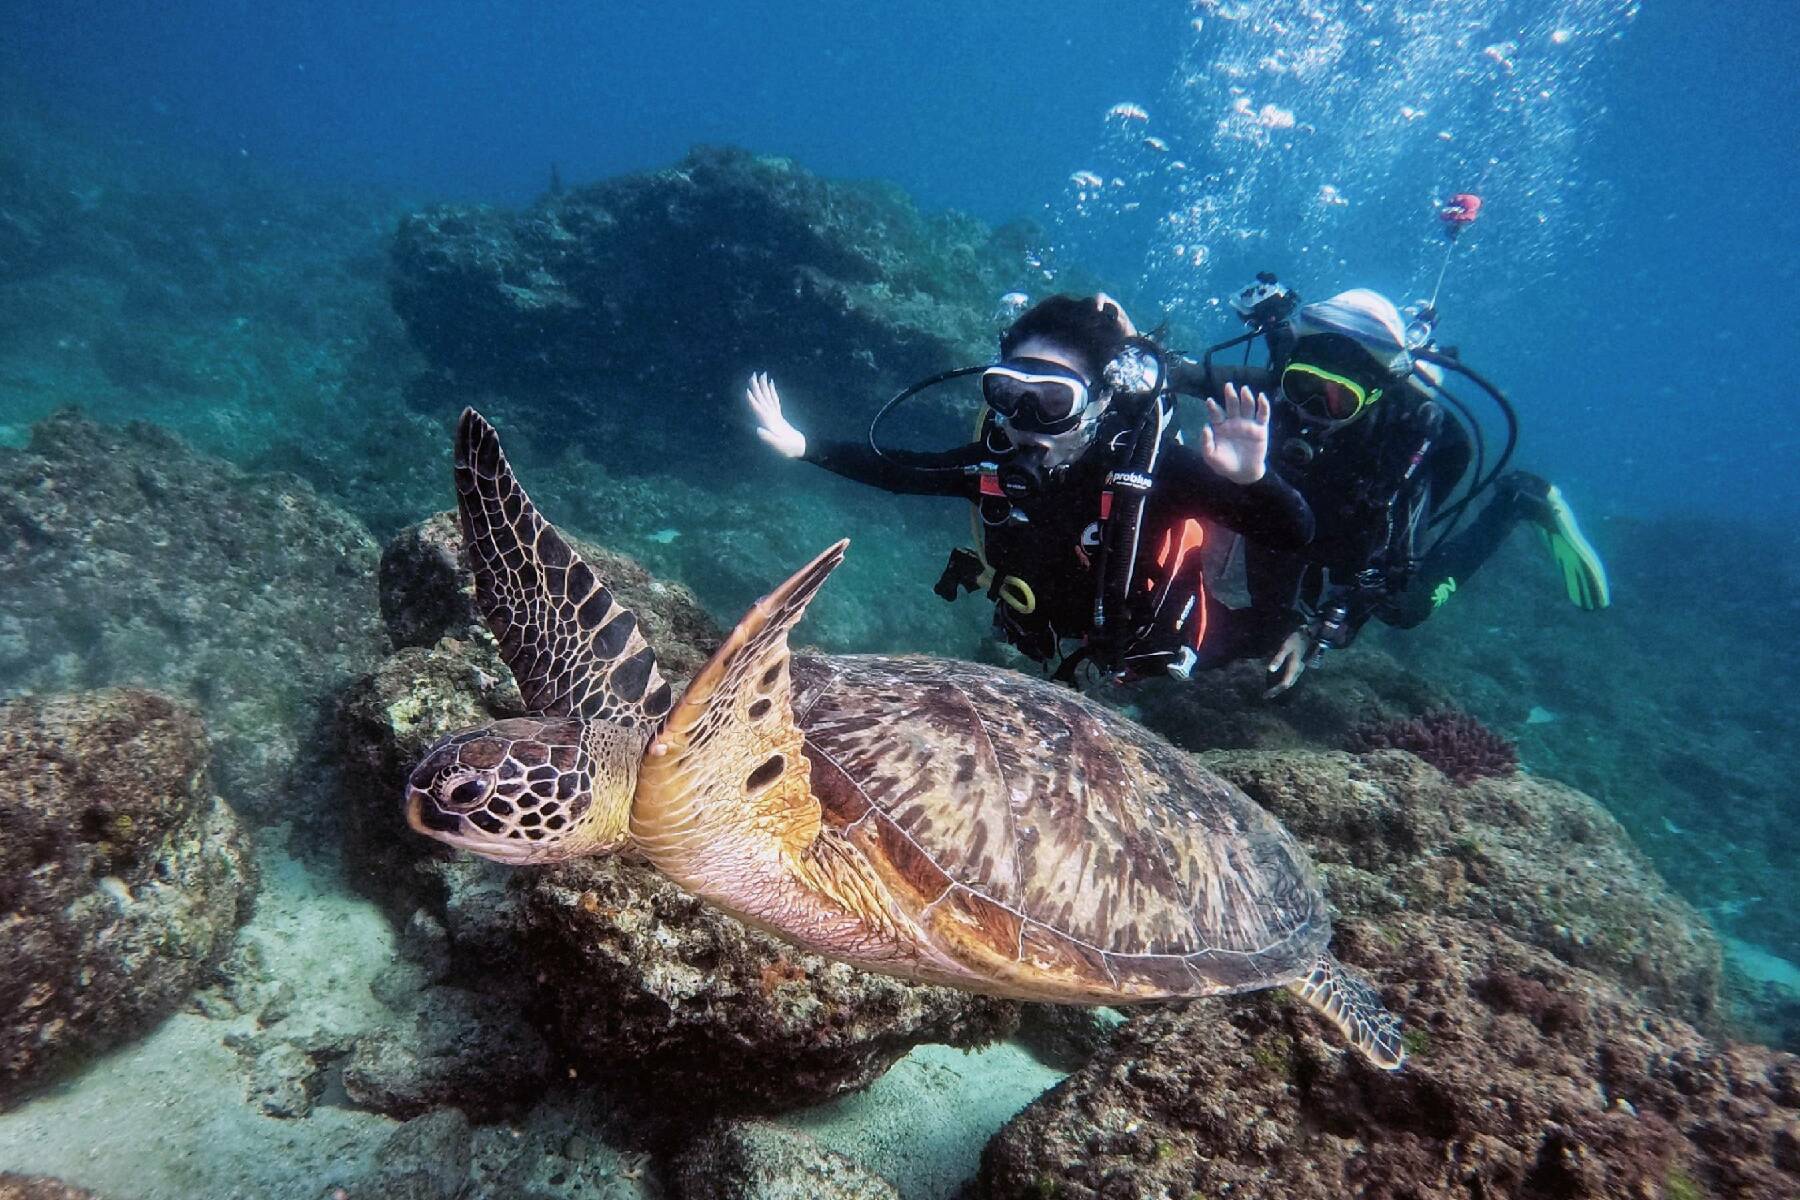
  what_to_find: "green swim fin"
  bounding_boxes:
[1523,481,1609,610]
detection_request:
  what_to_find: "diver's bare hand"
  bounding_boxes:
[1263,629,1312,698]
[747,371,806,459]
[1201,381,1271,485]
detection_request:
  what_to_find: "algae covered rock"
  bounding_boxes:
[0,688,254,1105]
[979,912,1800,1200]
[0,410,385,816]
[674,1121,901,1200]
[1203,749,1724,1025]
[519,855,1018,1112]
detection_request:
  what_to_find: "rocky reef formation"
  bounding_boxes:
[519,855,1016,1111]
[0,108,429,535]
[335,515,1015,1117]
[390,146,1035,475]
[979,911,1800,1200]
[1209,750,1722,1024]
[0,689,253,1106]
[0,410,386,818]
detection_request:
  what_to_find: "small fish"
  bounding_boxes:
[1142,135,1169,153]
[1069,170,1105,190]
[1107,102,1150,123]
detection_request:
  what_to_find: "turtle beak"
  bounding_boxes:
[405,785,463,836]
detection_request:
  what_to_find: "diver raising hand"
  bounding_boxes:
[742,293,1311,688]
[746,374,1275,487]
[746,371,805,459]
[1200,382,1272,486]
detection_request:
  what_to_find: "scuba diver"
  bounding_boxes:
[1178,278,1611,697]
[745,293,1313,685]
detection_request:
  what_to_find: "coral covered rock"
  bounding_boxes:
[519,855,1018,1112]
[979,913,1799,1200]
[0,410,385,817]
[0,689,254,1105]
[1206,749,1722,1024]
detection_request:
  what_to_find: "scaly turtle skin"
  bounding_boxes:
[405,409,1405,1069]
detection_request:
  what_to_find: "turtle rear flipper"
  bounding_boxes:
[633,541,847,868]
[455,408,672,727]
[1291,952,1406,1070]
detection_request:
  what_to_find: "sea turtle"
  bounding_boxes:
[404,409,1405,1069]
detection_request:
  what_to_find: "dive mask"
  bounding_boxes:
[981,358,1091,434]
[1281,360,1382,422]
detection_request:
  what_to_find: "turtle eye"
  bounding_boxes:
[442,773,493,811]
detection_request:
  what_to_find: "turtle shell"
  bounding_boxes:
[790,655,1330,1002]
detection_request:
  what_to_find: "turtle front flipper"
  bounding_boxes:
[1290,952,1406,1070]
[632,542,861,901]
[455,408,673,727]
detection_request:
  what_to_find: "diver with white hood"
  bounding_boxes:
[1177,279,1611,696]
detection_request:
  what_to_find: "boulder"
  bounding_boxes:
[0,689,254,1105]
[519,855,1017,1112]
[979,912,1800,1200]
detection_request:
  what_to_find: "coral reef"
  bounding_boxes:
[978,911,1800,1200]
[0,689,254,1106]
[1347,707,1520,783]
[0,410,386,817]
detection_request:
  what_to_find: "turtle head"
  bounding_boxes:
[404,716,646,864]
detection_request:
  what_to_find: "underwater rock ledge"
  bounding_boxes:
[0,688,254,1108]
[978,910,1800,1200]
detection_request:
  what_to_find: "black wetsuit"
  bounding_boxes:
[1171,359,1515,651]
[801,415,1313,672]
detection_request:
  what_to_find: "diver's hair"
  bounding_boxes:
[1000,294,1134,382]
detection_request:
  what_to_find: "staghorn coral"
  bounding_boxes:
[1347,707,1519,784]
